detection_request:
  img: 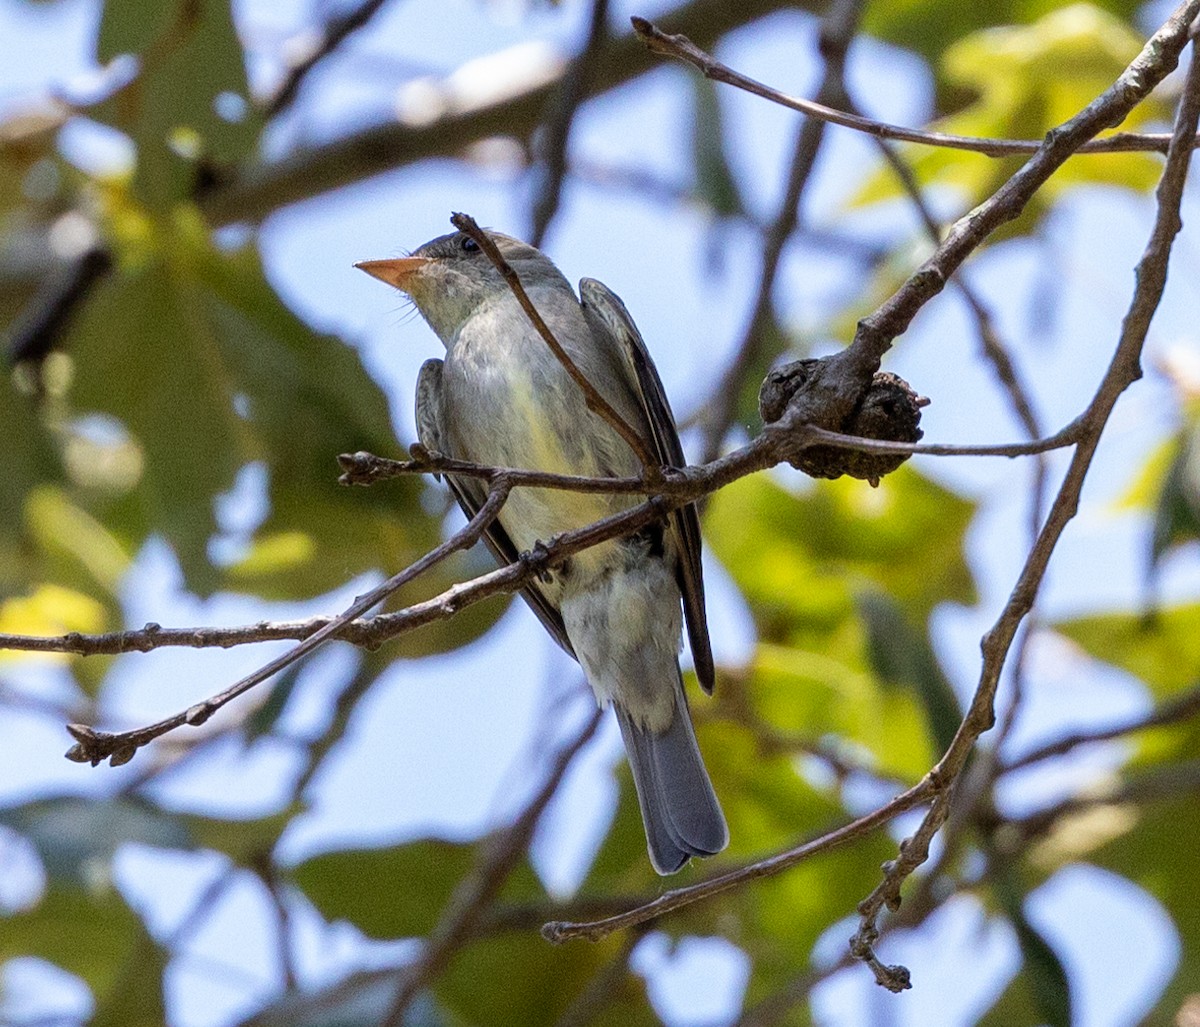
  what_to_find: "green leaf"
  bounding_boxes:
[0,793,298,873]
[1054,604,1200,701]
[745,640,936,780]
[690,76,744,221]
[90,927,170,1027]
[1147,426,1200,574]
[0,883,166,1023]
[182,807,299,866]
[863,0,1143,96]
[706,467,975,634]
[92,0,259,207]
[97,0,189,61]
[1089,800,1200,1020]
[852,5,1168,233]
[988,868,1072,1027]
[0,370,64,592]
[0,795,191,886]
[67,255,245,591]
[857,590,961,755]
[289,837,547,940]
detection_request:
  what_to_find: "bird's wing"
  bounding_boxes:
[415,358,575,658]
[578,279,714,693]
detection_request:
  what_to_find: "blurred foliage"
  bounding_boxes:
[1119,391,1200,590]
[852,5,1170,240]
[1,0,1197,1023]
[862,0,1142,82]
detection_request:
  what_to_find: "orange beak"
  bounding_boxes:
[354,257,431,291]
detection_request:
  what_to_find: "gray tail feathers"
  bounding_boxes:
[615,677,728,875]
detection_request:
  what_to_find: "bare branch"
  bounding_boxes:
[530,0,611,247]
[6,245,111,368]
[264,0,395,118]
[632,16,1194,160]
[1004,677,1200,772]
[696,0,868,462]
[0,420,1084,663]
[61,483,512,767]
[846,23,1200,985]
[542,775,936,943]
[201,0,811,227]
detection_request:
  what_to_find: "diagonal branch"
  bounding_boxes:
[529,0,611,247]
[62,482,513,767]
[1004,677,1200,772]
[200,0,809,227]
[847,25,1200,990]
[695,0,868,463]
[264,0,396,118]
[632,16,1195,160]
[542,775,936,942]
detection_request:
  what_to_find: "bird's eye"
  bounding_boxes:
[460,236,479,253]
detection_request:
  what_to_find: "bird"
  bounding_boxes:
[356,228,727,874]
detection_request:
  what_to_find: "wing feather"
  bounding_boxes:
[415,359,575,657]
[578,279,714,693]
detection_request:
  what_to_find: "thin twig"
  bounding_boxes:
[530,0,610,246]
[450,212,660,473]
[854,89,1052,915]
[203,0,797,227]
[60,483,512,767]
[696,0,867,462]
[0,421,1084,662]
[264,0,394,118]
[1004,759,1200,847]
[1004,678,1200,771]
[631,17,1195,160]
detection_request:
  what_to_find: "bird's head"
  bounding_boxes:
[356,229,565,343]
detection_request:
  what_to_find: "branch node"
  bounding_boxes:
[760,361,925,483]
[185,703,214,726]
[109,744,138,768]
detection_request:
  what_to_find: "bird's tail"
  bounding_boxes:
[614,674,728,875]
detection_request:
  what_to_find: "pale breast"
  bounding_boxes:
[440,288,641,554]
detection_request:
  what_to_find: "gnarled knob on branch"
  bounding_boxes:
[759,359,927,486]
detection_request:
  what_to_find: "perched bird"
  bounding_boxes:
[356,229,727,873]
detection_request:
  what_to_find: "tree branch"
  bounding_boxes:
[264,0,396,118]
[200,0,811,226]
[60,483,513,767]
[0,421,1081,661]
[529,0,611,247]
[1004,677,1200,772]
[696,0,868,463]
[542,775,936,943]
[0,413,1078,769]
[846,22,1200,987]
[632,16,1195,160]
